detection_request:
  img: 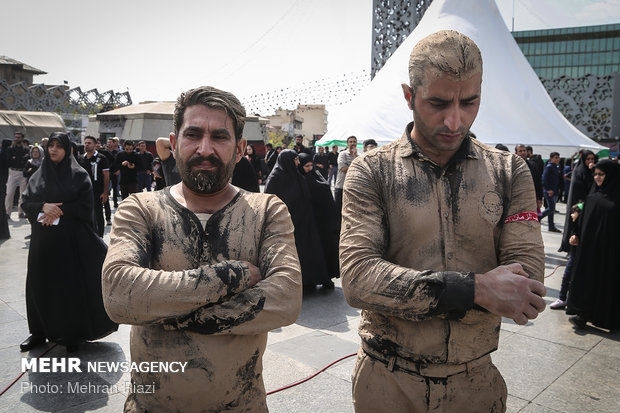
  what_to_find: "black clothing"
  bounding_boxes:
[265,149,277,172]
[299,154,340,278]
[6,145,29,169]
[566,160,620,330]
[161,153,181,186]
[293,144,312,156]
[246,145,263,184]
[525,159,543,202]
[78,151,110,237]
[0,141,10,239]
[327,151,338,168]
[265,150,330,286]
[21,133,117,345]
[114,151,141,185]
[559,152,595,252]
[79,152,110,195]
[136,150,154,172]
[313,153,329,179]
[23,159,40,179]
[232,156,260,192]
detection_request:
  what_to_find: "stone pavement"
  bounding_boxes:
[1,203,619,413]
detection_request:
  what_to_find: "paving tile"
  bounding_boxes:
[262,349,317,391]
[493,333,585,401]
[590,330,620,360]
[532,352,620,413]
[267,322,316,346]
[268,330,359,371]
[0,300,24,324]
[518,306,604,351]
[266,369,354,413]
[505,394,530,413]
[0,319,31,351]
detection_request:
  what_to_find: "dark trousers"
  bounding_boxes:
[541,192,558,229]
[120,183,138,200]
[335,187,344,218]
[110,174,120,207]
[137,172,152,192]
[93,193,104,237]
[559,253,574,301]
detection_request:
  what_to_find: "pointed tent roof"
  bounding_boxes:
[318,0,605,157]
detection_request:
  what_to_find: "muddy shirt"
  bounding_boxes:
[340,123,544,366]
[102,187,302,412]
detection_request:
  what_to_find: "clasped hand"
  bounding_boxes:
[474,263,547,326]
[38,202,63,226]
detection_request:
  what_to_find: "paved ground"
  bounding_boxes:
[1,202,619,413]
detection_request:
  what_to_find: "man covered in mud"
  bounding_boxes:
[102,86,302,412]
[340,31,546,412]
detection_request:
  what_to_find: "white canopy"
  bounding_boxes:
[318,0,605,158]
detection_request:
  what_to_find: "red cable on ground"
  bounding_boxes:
[0,343,58,397]
[266,352,357,396]
[545,264,564,278]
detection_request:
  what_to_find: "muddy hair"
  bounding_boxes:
[174,86,246,141]
[408,30,483,101]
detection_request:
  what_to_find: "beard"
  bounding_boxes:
[177,153,237,194]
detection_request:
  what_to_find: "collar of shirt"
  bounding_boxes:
[397,122,478,167]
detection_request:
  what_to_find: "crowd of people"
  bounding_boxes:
[507,144,620,331]
[1,30,619,412]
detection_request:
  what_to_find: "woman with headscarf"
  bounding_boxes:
[550,150,597,309]
[566,159,620,331]
[298,153,339,287]
[23,145,43,180]
[559,150,596,252]
[19,132,117,352]
[265,149,331,291]
[0,139,11,239]
[245,144,263,186]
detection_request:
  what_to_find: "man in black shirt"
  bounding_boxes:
[293,135,312,155]
[4,132,30,218]
[79,136,110,236]
[106,138,121,208]
[136,140,154,192]
[312,145,329,179]
[327,145,338,187]
[114,140,141,199]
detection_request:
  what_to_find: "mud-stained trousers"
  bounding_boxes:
[352,347,507,413]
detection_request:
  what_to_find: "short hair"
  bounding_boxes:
[347,135,357,143]
[174,86,246,141]
[550,152,560,158]
[84,135,97,144]
[266,143,273,149]
[14,132,24,139]
[515,144,526,152]
[124,140,134,147]
[526,145,533,152]
[363,139,378,149]
[138,140,146,145]
[495,144,509,152]
[408,30,482,101]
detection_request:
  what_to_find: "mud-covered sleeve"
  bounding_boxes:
[497,156,545,283]
[102,195,255,325]
[169,197,303,335]
[340,157,474,321]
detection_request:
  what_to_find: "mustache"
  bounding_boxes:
[185,155,223,168]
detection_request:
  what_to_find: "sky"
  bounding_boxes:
[3,0,620,115]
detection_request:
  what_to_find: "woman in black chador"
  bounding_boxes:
[566,159,620,331]
[0,139,11,239]
[265,149,331,291]
[20,132,117,352]
[298,153,339,287]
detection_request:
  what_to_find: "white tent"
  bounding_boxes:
[318,0,605,158]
